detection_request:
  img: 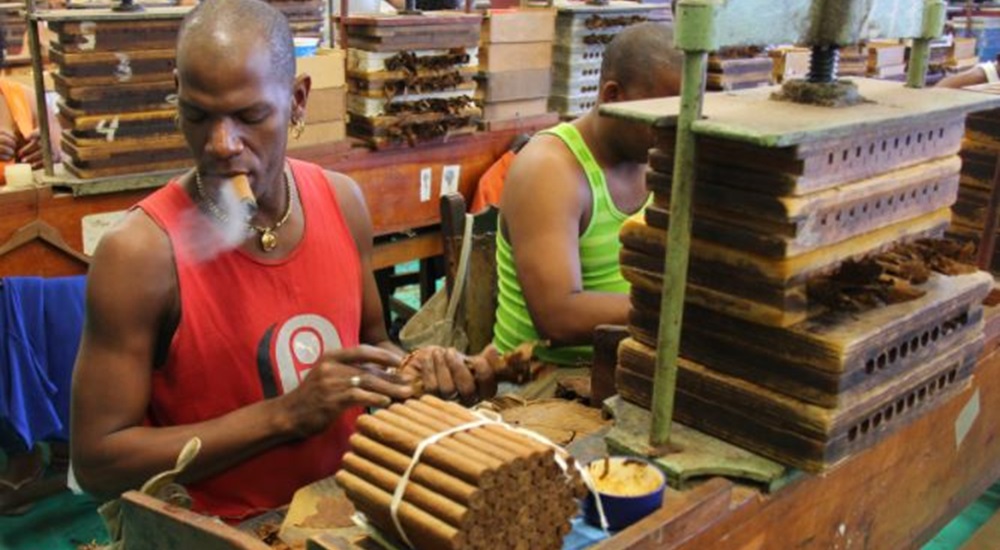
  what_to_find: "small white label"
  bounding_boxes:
[95,116,119,142]
[955,389,980,449]
[419,167,432,202]
[114,52,133,82]
[441,164,460,196]
[82,211,127,256]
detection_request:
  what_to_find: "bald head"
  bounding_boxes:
[600,22,681,94]
[178,0,295,85]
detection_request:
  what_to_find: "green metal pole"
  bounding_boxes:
[649,0,713,449]
[906,0,945,89]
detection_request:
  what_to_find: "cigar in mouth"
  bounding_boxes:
[230,174,258,219]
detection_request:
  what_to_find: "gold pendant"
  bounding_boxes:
[260,229,278,252]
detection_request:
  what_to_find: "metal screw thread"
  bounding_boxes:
[807,45,840,84]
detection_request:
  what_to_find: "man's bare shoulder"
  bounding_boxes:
[88,207,176,307]
[503,133,587,212]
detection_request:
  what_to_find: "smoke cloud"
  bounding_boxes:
[177,180,251,263]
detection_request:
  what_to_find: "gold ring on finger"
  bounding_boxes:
[350,375,362,388]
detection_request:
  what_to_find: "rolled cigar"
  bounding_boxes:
[342,453,470,529]
[335,470,464,550]
[229,174,257,218]
[356,414,495,487]
[406,400,539,461]
[374,409,506,470]
[349,434,481,508]
[417,396,553,465]
[390,403,527,469]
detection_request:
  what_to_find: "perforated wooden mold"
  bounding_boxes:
[614,333,981,472]
[650,117,966,197]
[645,155,961,258]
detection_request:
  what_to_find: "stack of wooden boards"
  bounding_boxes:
[866,41,906,81]
[344,12,482,148]
[614,80,994,472]
[950,84,1000,273]
[476,8,556,131]
[336,395,585,550]
[289,48,347,150]
[266,0,323,40]
[50,8,189,179]
[548,2,662,120]
[707,47,772,91]
[836,44,867,77]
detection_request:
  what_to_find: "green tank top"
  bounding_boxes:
[494,122,640,365]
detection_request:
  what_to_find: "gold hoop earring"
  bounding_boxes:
[290,117,305,140]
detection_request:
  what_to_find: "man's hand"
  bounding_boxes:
[17,130,45,170]
[400,346,498,405]
[278,344,413,438]
[0,130,17,163]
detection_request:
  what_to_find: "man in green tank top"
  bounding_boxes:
[494,23,682,365]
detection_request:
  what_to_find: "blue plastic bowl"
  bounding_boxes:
[583,457,666,531]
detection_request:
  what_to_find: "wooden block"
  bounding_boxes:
[305,87,346,124]
[119,491,268,550]
[476,67,551,102]
[50,18,183,53]
[867,43,906,68]
[481,8,556,44]
[288,120,347,150]
[481,98,548,121]
[770,47,811,82]
[478,42,553,72]
[297,48,346,89]
[64,157,191,180]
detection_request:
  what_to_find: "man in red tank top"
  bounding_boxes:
[70,0,496,522]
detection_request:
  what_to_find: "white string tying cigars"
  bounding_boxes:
[387,409,610,549]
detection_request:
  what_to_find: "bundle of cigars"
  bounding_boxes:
[335,395,586,550]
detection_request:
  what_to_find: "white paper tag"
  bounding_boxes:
[441,164,460,196]
[954,389,980,450]
[82,211,127,256]
[419,167,432,202]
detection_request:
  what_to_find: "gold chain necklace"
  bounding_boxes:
[194,169,294,253]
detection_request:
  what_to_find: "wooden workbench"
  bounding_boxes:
[114,323,1000,549]
[0,123,550,277]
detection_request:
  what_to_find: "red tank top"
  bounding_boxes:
[138,159,363,521]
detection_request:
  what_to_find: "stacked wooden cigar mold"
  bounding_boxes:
[335,395,587,550]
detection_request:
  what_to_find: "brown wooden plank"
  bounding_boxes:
[593,477,733,550]
[372,231,442,271]
[119,491,269,550]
